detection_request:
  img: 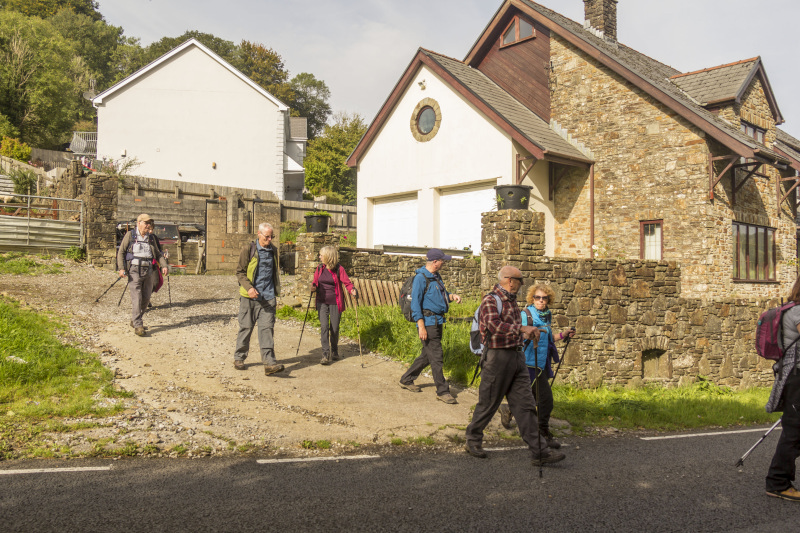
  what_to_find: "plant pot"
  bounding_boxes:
[304,215,330,233]
[494,184,533,210]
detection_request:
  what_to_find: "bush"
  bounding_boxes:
[0,115,20,139]
[64,246,86,262]
[9,168,37,195]
[279,221,302,244]
[1,136,32,162]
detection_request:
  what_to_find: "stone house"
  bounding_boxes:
[92,38,307,201]
[347,0,799,299]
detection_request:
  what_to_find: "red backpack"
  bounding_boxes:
[755,302,799,361]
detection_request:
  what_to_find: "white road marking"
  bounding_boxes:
[641,427,782,441]
[484,446,527,452]
[0,466,112,475]
[257,455,380,464]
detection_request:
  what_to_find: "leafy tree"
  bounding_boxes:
[2,0,103,21]
[0,113,20,138]
[304,112,367,203]
[1,135,32,161]
[0,10,89,147]
[289,72,331,140]
[235,39,294,104]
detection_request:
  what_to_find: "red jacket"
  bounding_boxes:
[312,264,355,314]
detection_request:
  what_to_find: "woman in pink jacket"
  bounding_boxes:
[312,246,357,365]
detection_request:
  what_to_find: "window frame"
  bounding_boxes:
[499,15,537,49]
[732,221,777,283]
[740,121,766,144]
[640,220,664,261]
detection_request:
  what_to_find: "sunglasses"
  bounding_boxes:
[533,295,549,301]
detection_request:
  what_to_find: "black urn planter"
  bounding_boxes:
[494,184,533,210]
[304,214,330,233]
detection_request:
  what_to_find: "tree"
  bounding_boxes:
[235,40,294,104]
[0,10,89,147]
[2,0,103,21]
[289,72,331,140]
[304,112,367,203]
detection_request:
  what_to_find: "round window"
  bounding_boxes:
[417,106,436,135]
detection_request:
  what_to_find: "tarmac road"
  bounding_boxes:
[1,426,796,532]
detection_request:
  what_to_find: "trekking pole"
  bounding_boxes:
[94,276,122,303]
[353,292,364,368]
[534,366,543,478]
[117,279,128,306]
[295,292,314,358]
[735,418,782,467]
[550,331,573,386]
[167,273,172,308]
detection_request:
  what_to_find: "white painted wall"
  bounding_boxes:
[95,46,286,196]
[356,65,515,249]
[520,157,556,257]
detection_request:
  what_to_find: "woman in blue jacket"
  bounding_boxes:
[518,283,575,449]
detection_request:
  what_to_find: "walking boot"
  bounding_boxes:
[264,364,285,376]
[541,428,561,449]
[234,360,246,370]
[320,354,332,365]
[499,404,514,429]
[531,448,565,466]
[134,327,146,337]
[399,381,421,393]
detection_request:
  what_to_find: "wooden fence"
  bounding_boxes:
[281,200,356,232]
[344,278,400,308]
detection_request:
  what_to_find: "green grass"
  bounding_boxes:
[0,252,64,275]
[0,296,129,459]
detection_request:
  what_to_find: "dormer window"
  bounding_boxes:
[740,121,765,144]
[501,16,536,48]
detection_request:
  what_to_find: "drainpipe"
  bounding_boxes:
[589,164,595,258]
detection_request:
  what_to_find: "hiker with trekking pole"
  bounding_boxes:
[116,214,169,337]
[497,283,576,451]
[464,266,565,467]
[310,246,357,366]
[762,276,800,502]
[233,222,283,376]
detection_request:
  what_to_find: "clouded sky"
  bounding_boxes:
[96,0,800,138]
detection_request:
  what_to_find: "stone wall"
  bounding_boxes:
[481,208,775,388]
[204,198,281,274]
[83,173,118,268]
[548,34,795,300]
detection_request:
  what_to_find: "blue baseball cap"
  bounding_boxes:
[427,248,452,261]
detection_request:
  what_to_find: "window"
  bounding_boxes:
[740,121,765,144]
[500,16,536,48]
[416,106,436,135]
[640,220,663,260]
[410,98,441,142]
[732,222,775,281]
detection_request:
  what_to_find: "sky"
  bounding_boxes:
[96,0,800,139]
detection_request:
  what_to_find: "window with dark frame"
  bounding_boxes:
[416,106,436,135]
[500,16,536,48]
[740,121,765,144]
[640,220,663,260]
[732,222,775,282]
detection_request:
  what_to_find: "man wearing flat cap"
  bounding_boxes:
[116,214,169,336]
[399,248,462,404]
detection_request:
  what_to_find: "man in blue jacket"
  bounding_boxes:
[399,249,462,403]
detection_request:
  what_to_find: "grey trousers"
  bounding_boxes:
[466,348,548,457]
[401,324,449,396]
[234,297,277,365]
[129,263,154,328]
[318,303,341,358]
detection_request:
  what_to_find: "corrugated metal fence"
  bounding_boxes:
[0,194,83,251]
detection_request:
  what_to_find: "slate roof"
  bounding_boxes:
[670,59,758,106]
[420,49,590,162]
[514,0,785,162]
[776,128,800,165]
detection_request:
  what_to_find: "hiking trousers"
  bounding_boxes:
[234,297,277,365]
[318,303,341,359]
[529,367,554,433]
[466,348,547,457]
[129,263,153,328]
[401,324,449,396]
[766,370,800,491]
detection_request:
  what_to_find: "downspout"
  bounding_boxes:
[590,164,595,258]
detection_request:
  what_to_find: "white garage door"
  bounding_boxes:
[373,195,418,246]
[439,184,495,253]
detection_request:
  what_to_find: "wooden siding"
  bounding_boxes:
[343,278,400,308]
[476,13,551,122]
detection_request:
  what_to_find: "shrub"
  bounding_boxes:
[1,136,32,162]
[64,246,86,262]
[9,168,37,195]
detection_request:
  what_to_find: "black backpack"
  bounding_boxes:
[399,273,434,322]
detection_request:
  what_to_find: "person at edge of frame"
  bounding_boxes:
[497,283,576,449]
[233,222,283,376]
[311,245,357,366]
[116,213,169,337]
[398,248,462,404]
[765,275,800,502]
[464,265,566,467]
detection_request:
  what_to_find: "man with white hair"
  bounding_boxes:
[465,265,565,467]
[234,222,283,375]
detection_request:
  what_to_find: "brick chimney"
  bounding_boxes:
[584,0,618,41]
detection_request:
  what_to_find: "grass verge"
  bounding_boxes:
[0,296,130,460]
[0,251,65,275]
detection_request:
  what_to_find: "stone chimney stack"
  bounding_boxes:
[584,0,618,41]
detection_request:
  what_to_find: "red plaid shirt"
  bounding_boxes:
[479,285,522,349]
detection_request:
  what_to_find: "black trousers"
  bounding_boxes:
[766,369,800,491]
[529,367,554,433]
[401,324,448,396]
[466,348,547,457]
